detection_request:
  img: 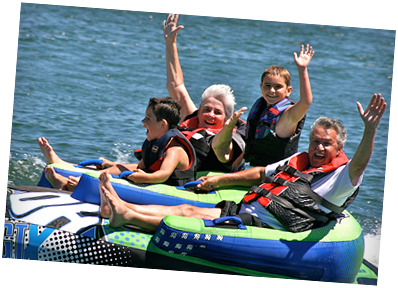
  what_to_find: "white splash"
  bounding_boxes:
[364,233,381,267]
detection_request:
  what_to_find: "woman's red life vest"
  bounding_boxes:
[178,111,246,172]
[179,115,223,135]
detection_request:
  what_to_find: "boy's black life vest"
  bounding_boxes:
[242,152,359,232]
[245,97,305,166]
[138,128,196,186]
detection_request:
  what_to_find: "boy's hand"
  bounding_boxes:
[294,44,314,70]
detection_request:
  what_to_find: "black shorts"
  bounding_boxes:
[216,200,241,217]
[215,200,271,228]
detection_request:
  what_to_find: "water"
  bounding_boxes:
[6,3,395,267]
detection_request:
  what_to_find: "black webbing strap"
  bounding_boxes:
[276,165,314,183]
[261,175,295,187]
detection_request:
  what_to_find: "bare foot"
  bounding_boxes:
[99,171,130,228]
[66,176,81,192]
[98,172,111,218]
[44,167,68,190]
[37,137,69,165]
[99,196,111,219]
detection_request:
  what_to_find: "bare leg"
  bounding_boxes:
[37,137,71,165]
[98,171,222,231]
[103,163,139,175]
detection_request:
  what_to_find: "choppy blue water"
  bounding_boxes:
[8,3,395,263]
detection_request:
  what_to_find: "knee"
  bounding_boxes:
[177,204,220,220]
[178,204,197,217]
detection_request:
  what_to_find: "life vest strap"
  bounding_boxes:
[249,185,264,195]
[271,176,288,186]
[276,165,313,183]
[261,175,293,187]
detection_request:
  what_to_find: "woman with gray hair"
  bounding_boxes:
[163,14,246,172]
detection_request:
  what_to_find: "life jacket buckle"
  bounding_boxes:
[249,186,262,193]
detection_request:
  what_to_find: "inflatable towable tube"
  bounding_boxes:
[37,163,248,208]
[148,212,365,283]
[5,184,377,284]
[34,163,374,283]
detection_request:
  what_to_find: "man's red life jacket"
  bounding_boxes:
[243,151,359,232]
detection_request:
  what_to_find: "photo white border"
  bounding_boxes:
[1,1,396,287]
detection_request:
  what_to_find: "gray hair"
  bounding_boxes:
[201,84,236,119]
[310,117,347,148]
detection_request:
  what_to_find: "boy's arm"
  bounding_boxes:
[277,44,314,138]
[349,94,386,186]
[211,107,247,163]
[127,145,187,184]
[163,14,197,121]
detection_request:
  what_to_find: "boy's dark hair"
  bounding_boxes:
[148,97,181,129]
